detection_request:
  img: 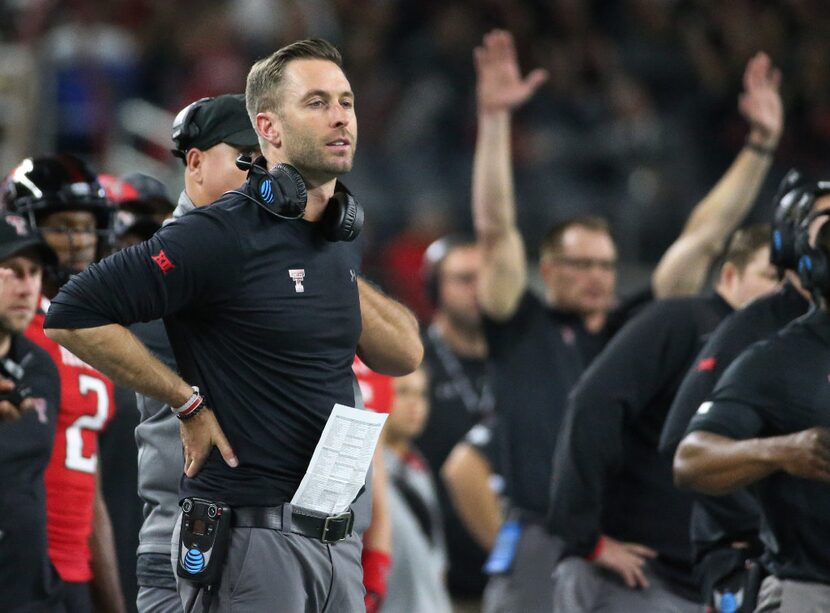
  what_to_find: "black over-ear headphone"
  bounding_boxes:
[771,169,813,271]
[794,182,830,295]
[171,96,214,160]
[235,155,363,242]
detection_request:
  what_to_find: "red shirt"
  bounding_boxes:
[353,356,394,414]
[27,298,116,582]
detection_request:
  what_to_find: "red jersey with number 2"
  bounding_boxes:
[27,299,116,582]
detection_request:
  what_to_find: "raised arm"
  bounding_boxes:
[356,278,423,376]
[473,30,547,321]
[652,52,783,298]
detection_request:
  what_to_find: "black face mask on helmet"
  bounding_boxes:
[2,154,115,286]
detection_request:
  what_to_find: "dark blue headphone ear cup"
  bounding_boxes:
[246,158,307,219]
[321,191,363,242]
[258,175,275,206]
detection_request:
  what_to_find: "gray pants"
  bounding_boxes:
[172,517,364,613]
[551,557,703,613]
[482,524,564,613]
[137,585,182,613]
[755,575,830,613]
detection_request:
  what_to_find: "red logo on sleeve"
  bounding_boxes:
[151,249,176,274]
[697,357,717,372]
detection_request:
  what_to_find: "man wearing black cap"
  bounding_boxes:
[0,214,63,611]
[170,94,262,219]
[130,93,261,613]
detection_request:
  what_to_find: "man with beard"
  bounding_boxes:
[43,38,422,612]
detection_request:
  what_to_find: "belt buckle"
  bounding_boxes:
[321,510,354,544]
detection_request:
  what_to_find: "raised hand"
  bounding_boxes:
[739,52,783,148]
[474,29,548,114]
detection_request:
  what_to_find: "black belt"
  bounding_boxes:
[232,505,354,544]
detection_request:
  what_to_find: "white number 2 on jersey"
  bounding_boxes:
[65,374,109,474]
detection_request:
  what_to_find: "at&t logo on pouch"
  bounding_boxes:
[183,547,205,574]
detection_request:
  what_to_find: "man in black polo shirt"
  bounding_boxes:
[42,39,422,612]
[674,216,830,612]
[0,214,62,611]
[548,225,777,612]
[659,173,828,610]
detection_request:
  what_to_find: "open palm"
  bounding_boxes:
[739,52,783,147]
[475,30,548,113]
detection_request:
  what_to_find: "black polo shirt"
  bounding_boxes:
[45,184,362,507]
[548,293,733,598]
[416,325,492,596]
[662,283,809,452]
[546,288,654,366]
[660,283,809,562]
[483,291,585,516]
[0,335,62,610]
[686,308,830,584]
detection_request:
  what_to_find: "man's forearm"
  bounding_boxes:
[89,483,126,613]
[652,144,775,298]
[357,279,423,376]
[441,443,502,550]
[45,324,192,407]
[674,431,781,495]
[473,111,526,319]
[363,449,392,554]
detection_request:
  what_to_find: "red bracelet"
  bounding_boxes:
[171,386,204,420]
[587,536,606,561]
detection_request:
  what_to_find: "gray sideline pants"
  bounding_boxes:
[137,585,182,613]
[482,523,565,613]
[551,557,703,613]
[755,575,830,613]
[172,515,365,612]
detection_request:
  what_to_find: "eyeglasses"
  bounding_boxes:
[443,272,478,285]
[552,256,617,272]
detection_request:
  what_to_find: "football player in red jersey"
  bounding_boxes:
[2,154,126,612]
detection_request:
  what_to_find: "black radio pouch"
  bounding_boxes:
[710,557,766,613]
[177,497,232,588]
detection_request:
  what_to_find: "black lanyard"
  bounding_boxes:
[427,324,494,416]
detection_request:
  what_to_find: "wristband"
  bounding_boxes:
[171,386,204,420]
[587,536,606,561]
[744,140,776,157]
[362,548,391,602]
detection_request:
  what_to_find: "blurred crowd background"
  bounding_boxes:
[2,0,829,316]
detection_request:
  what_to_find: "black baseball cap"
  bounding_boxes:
[0,214,58,266]
[171,94,259,159]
